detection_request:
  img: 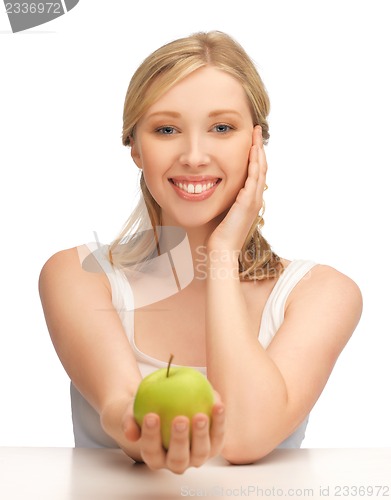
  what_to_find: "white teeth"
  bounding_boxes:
[172,180,218,194]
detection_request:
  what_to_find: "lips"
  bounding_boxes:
[168,177,222,200]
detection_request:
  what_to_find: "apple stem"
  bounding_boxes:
[167,353,174,378]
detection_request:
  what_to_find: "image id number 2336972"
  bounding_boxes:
[5,3,61,14]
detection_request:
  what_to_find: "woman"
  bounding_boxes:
[39,31,362,474]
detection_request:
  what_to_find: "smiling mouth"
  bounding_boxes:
[168,178,222,194]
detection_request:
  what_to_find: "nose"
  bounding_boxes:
[178,133,210,168]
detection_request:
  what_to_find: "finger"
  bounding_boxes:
[252,125,263,148]
[256,144,268,201]
[139,413,166,469]
[209,403,225,457]
[122,414,141,442]
[249,126,267,203]
[165,416,191,474]
[237,126,264,204]
[189,414,210,468]
[248,144,260,180]
[248,126,264,179]
[242,145,262,207]
[212,389,223,405]
[258,137,267,175]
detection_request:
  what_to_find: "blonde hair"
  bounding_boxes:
[109,31,282,280]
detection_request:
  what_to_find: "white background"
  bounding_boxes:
[0,1,390,448]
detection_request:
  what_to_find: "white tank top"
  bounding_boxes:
[71,243,317,449]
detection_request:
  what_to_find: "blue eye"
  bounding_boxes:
[157,126,176,135]
[213,124,232,133]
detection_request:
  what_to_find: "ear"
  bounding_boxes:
[130,137,143,169]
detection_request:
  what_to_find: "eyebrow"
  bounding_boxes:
[208,110,243,118]
[145,109,243,119]
[146,111,181,119]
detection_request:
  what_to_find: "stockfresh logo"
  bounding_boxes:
[4,0,79,32]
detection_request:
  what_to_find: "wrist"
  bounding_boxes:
[206,248,240,281]
[100,397,133,438]
[100,397,137,440]
[100,397,143,461]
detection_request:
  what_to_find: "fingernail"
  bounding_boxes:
[216,406,225,415]
[196,420,207,430]
[174,421,188,432]
[145,416,157,428]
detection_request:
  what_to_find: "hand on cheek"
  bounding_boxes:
[208,125,268,252]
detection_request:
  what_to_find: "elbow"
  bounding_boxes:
[221,438,275,465]
[220,414,287,465]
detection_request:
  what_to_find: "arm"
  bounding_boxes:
[206,260,362,463]
[206,127,363,463]
[39,247,225,473]
[39,247,144,459]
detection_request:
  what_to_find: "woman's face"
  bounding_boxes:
[131,66,254,229]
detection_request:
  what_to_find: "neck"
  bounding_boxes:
[158,213,226,284]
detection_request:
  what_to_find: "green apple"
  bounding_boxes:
[133,354,214,449]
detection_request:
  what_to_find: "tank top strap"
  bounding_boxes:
[79,242,134,340]
[259,259,318,348]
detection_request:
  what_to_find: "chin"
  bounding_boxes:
[173,210,227,230]
[174,218,211,230]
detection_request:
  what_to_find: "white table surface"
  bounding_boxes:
[0,447,390,500]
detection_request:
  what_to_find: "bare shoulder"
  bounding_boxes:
[291,263,362,303]
[286,263,363,340]
[40,246,79,272]
[39,247,78,287]
[39,246,111,297]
